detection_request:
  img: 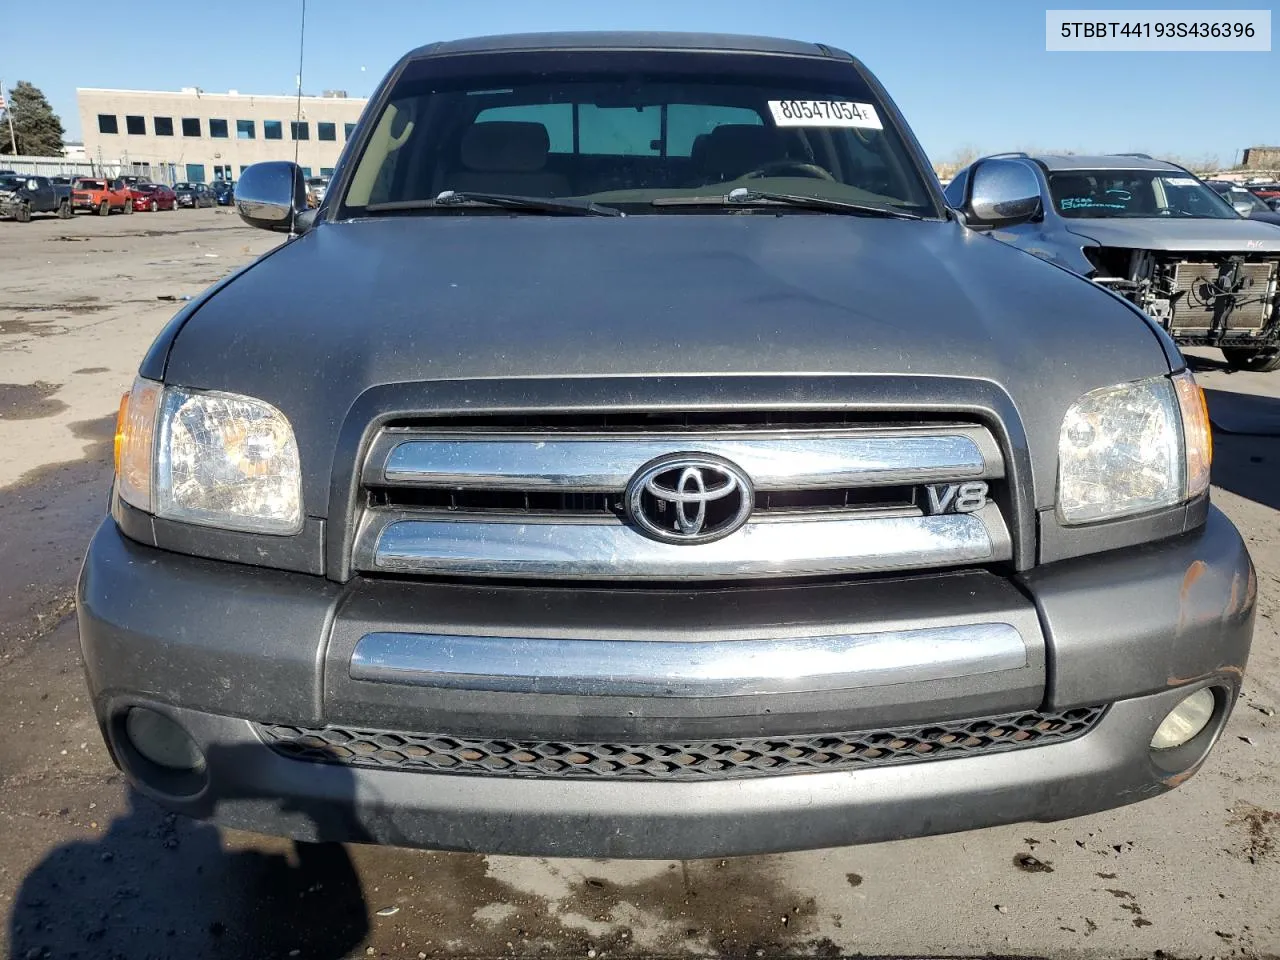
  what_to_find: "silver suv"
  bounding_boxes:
[945,153,1280,372]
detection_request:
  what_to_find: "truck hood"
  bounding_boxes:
[1065,216,1280,252]
[167,214,1173,511]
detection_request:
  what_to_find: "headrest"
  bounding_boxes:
[689,133,711,167]
[460,121,550,173]
[701,124,786,178]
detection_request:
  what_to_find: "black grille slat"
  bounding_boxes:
[369,485,917,516]
[256,706,1105,781]
[383,411,965,434]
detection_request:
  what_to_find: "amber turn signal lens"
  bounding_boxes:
[1172,370,1212,500]
[116,377,162,513]
[114,391,130,475]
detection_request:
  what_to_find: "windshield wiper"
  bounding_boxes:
[367,190,623,217]
[652,187,923,220]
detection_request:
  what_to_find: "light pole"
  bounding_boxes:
[1,78,18,155]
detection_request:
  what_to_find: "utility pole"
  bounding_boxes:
[1,78,18,155]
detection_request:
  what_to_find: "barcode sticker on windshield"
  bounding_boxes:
[767,100,883,129]
[1164,177,1200,187]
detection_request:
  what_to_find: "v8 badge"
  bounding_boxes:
[924,481,988,515]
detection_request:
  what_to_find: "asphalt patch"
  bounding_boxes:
[0,318,63,338]
[1205,388,1280,437]
[1,303,110,314]
[1013,853,1054,874]
[1230,803,1280,863]
[0,382,66,420]
[336,850,831,957]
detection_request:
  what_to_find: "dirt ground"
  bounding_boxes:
[0,206,1277,959]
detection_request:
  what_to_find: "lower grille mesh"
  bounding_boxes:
[255,706,1106,781]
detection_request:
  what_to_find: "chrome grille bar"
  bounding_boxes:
[372,429,1002,491]
[359,504,1010,580]
[348,623,1027,697]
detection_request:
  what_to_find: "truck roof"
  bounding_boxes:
[406,31,852,61]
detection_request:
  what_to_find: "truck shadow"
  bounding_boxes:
[7,744,371,959]
[1203,387,1280,511]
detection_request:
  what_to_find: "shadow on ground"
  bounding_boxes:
[8,745,371,960]
[1204,387,1280,511]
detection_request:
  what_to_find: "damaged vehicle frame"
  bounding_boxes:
[78,32,1255,859]
[945,154,1280,372]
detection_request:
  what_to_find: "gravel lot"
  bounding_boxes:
[0,206,1277,959]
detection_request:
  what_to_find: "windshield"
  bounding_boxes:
[340,50,937,218]
[174,183,193,190]
[0,176,22,190]
[1048,170,1238,220]
[76,180,106,190]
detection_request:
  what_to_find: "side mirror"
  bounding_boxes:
[965,159,1043,228]
[235,161,310,233]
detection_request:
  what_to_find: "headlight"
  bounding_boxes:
[1057,371,1211,524]
[115,378,302,535]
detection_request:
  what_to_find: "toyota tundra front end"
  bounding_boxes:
[77,31,1255,858]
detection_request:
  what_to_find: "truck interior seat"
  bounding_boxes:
[447,121,571,197]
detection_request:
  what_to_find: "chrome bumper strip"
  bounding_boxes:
[362,505,1009,580]
[375,430,1000,491]
[349,623,1027,697]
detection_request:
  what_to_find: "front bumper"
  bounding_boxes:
[78,508,1255,858]
[0,196,23,217]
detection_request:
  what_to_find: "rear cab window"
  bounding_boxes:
[339,49,939,218]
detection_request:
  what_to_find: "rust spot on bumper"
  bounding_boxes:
[1180,559,1208,599]
[1167,664,1243,686]
[1162,767,1199,789]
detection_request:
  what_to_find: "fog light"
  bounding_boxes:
[125,708,206,772]
[1150,688,1216,750]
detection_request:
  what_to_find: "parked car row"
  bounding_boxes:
[1,175,234,221]
[1204,179,1280,225]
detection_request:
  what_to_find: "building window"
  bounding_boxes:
[318,122,336,141]
[344,122,356,140]
[97,114,119,135]
[154,116,174,136]
[236,119,255,140]
[209,118,228,139]
[125,115,146,136]
[290,121,310,141]
[182,117,201,137]
[264,120,282,140]
[320,167,334,176]
[301,166,313,178]
[185,163,206,183]
[213,165,232,180]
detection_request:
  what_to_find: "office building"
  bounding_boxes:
[77,87,368,183]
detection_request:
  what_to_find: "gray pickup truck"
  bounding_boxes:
[78,31,1255,859]
[0,174,72,221]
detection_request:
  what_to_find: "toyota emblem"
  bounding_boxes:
[624,454,754,544]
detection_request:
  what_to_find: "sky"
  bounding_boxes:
[3,0,1276,165]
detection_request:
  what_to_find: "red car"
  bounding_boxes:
[129,183,177,212]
